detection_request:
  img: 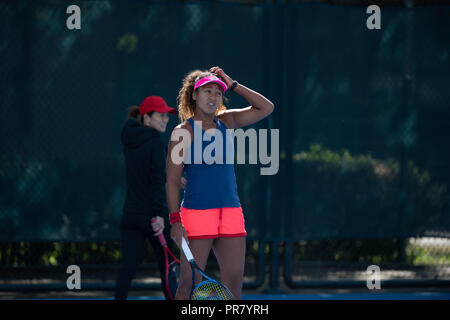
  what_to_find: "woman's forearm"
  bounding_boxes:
[166,181,181,213]
[234,83,274,114]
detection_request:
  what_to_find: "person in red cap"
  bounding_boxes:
[115,96,183,300]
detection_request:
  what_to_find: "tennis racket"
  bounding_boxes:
[152,218,180,300]
[181,237,234,300]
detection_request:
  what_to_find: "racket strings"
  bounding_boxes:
[191,280,234,300]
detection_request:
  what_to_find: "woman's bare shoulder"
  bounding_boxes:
[173,120,192,132]
[170,120,193,142]
[217,112,234,129]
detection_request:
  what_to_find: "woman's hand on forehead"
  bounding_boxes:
[210,66,233,88]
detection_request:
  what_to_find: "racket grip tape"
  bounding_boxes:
[181,237,194,262]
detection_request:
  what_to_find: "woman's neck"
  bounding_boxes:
[193,111,216,125]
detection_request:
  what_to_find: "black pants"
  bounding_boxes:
[114,214,175,300]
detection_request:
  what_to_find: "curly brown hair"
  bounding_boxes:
[176,70,228,123]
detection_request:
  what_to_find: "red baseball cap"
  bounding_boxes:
[139,96,177,115]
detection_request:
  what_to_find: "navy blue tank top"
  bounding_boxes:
[181,117,241,209]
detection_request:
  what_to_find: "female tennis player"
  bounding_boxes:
[115,96,184,300]
[167,67,274,300]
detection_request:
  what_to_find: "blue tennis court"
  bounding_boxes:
[17,291,450,300]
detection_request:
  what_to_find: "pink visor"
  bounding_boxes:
[194,76,228,92]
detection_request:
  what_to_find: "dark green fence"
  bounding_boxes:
[0,0,449,292]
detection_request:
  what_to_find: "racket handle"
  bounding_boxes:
[181,237,194,262]
[158,233,167,246]
[151,218,167,246]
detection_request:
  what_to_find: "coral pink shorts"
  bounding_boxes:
[180,206,247,240]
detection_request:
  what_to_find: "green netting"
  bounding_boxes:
[0,1,449,243]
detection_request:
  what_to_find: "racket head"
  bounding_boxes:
[181,239,234,300]
[191,279,234,300]
[158,235,180,300]
[167,259,180,300]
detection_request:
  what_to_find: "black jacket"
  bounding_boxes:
[120,118,169,232]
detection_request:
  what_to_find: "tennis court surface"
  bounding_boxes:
[3,288,450,300]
